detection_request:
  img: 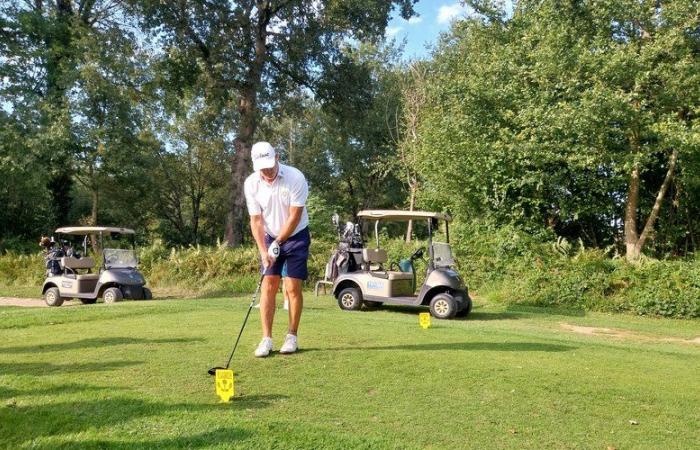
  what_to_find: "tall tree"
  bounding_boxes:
[388,62,428,242]
[131,0,417,246]
[1,1,149,229]
[416,0,700,259]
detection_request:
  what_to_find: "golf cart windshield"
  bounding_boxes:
[103,248,137,269]
[432,242,455,268]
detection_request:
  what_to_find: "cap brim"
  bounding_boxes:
[254,157,276,171]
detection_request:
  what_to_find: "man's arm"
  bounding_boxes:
[274,206,304,243]
[250,214,271,268]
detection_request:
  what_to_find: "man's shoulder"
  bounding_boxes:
[280,164,306,183]
[244,172,259,190]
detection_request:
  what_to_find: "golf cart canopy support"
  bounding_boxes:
[55,226,135,235]
[357,210,452,222]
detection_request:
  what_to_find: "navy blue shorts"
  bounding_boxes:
[262,227,311,280]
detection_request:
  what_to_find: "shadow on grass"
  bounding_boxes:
[361,304,526,321]
[361,303,586,321]
[1,337,204,354]
[48,428,251,449]
[0,392,283,448]
[0,360,143,376]
[0,386,21,399]
[305,341,575,353]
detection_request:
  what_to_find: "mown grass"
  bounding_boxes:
[0,295,698,449]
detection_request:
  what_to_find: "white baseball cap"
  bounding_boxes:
[251,141,277,171]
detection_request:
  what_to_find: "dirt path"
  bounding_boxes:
[0,297,80,308]
[560,322,700,345]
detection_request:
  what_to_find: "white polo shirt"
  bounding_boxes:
[244,163,309,238]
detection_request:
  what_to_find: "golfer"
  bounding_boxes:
[244,141,310,357]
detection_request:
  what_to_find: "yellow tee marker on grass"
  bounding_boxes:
[215,369,234,402]
[419,312,431,329]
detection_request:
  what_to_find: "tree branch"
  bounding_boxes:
[269,55,313,91]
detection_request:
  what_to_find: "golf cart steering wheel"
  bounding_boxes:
[411,247,425,260]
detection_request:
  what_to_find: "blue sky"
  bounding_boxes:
[386,1,474,60]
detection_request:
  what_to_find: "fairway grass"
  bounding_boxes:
[0,295,698,449]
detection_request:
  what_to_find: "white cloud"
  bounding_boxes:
[405,16,423,25]
[437,3,468,24]
[385,26,403,38]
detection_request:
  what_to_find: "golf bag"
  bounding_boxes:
[324,220,363,282]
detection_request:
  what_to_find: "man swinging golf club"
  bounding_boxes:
[244,141,310,357]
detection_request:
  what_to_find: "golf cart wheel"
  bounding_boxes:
[44,287,64,307]
[143,287,153,300]
[455,296,473,317]
[430,293,457,319]
[103,287,123,304]
[80,298,98,305]
[337,287,362,311]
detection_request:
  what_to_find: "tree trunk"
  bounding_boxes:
[91,187,98,225]
[43,1,75,228]
[634,149,679,256]
[624,163,641,260]
[225,87,257,246]
[405,182,416,243]
[225,3,270,246]
[625,150,679,261]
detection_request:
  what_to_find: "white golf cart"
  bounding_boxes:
[326,210,471,319]
[41,226,151,306]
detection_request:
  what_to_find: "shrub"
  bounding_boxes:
[1,226,697,318]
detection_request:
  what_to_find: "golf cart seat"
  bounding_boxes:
[61,256,99,280]
[387,272,414,280]
[361,249,414,281]
[362,248,387,264]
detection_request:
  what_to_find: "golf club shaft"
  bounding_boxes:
[223,273,265,369]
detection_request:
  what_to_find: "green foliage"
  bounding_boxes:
[138,240,336,296]
[3,228,697,317]
[456,224,700,318]
[0,252,45,287]
[416,0,700,256]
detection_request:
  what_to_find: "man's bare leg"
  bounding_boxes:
[260,275,280,338]
[284,277,303,335]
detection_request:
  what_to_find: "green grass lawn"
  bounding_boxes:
[0,295,698,449]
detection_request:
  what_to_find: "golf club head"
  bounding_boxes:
[207,366,227,376]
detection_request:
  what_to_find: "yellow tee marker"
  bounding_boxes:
[215,369,234,402]
[419,312,431,329]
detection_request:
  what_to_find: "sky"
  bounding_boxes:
[385,0,475,60]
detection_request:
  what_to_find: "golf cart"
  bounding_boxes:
[41,226,151,306]
[325,210,471,319]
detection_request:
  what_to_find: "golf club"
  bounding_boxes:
[207,273,266,376]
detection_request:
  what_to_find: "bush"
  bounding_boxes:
[0,251,45,287]
[453,224,700,318]
[1,226,697,318]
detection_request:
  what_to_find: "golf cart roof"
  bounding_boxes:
[357,210,452,222]
[55,226,135,235]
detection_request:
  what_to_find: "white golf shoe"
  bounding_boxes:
[254,337,273,357]
[279,334,298,354]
